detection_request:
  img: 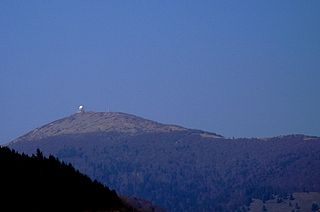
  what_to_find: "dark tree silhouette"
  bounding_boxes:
[0,147,129,211]
[312,202,319,211]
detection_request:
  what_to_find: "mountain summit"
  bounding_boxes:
[11,111,222,144]
[8,112,320,212]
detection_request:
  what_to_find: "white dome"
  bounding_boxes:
[78,105,85,112]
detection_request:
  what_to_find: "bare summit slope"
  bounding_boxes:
[12,112,221,144]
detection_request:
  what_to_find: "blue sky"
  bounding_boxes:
[1,1,320,143]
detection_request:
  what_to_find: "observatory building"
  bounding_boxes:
[78,105,85,113]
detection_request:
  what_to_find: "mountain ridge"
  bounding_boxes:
[10,111,223,144]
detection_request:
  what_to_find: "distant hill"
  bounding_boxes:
[0,146,126,211]
[247,192,320,212]
[8,111,320,211]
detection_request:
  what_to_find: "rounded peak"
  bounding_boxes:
[12,111,188,142]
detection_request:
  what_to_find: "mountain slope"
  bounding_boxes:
[0,146,126,211]
[12,112,221,143]
[8,112,320,211]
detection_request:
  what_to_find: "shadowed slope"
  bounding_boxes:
[0,146,126,212]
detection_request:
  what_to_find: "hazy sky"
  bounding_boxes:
[1,1,320,143]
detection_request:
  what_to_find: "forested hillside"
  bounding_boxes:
[0,146,127,212]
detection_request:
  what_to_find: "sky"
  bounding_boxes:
[1,0,320,143]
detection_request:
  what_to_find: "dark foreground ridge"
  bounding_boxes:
[8,111,320,211]
[0,146,127,212]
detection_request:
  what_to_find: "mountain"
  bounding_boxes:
[11,111,222,143]
[8,111,320,211]
[0,146,126,211]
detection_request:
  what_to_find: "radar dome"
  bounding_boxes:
[78,105,85,112]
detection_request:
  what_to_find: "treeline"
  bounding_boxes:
[0,146,127,211]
